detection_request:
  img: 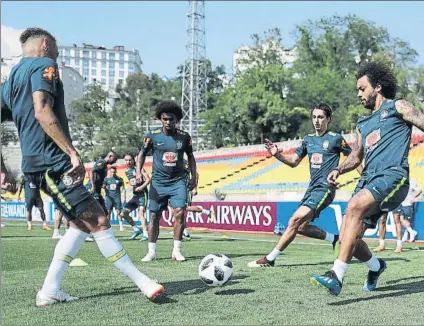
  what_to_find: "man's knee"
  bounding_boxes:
[288,213,310,230]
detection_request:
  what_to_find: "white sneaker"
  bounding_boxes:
[140,280,165,301]
[119,227,125,231]
[85,237,95,242]
[171,250,186,262]
[141,252,156,262]
[36,290,79,307]
[52,234,63,240]
[1,223,5,228]
[402,231,409,242]
[409,230,418,242]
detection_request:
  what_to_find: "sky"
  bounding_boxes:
[2,1,424,78]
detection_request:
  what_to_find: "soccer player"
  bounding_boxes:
[103,166,125,221]
[311,61,424,296]
[373,212,404,253]
[85,152,118,213]
[136,101,197,262]
[248,103,355,268]
[119,154,149,240]
[399,179,421,242]
[182,159,214,241]
[17,174,51,231]
[1,27,164,305]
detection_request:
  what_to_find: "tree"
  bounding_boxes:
[69,84,109,161]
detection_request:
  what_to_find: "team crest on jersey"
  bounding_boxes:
[62,175,73,188]
[311,153,323,168]
[162,152,178,167]
[380,109,389,121]
[143,137,151,148]
[341,139,348,149]
[176,140,183,150]
[42,67,58,81]
[365,129,381,152]
[322,140,329,150]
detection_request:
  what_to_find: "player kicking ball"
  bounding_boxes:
[248,103,358,268]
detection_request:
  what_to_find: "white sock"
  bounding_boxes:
[364,255,380,272]
[119,221,123,228]
[173,240,182,251]
[332,259,348,282]
[53,229,60,236]
[40,227,88,295]
[27,221,32,227]
[266,248,281,261]
[143,230,148,237]
[407,227,414,233]
[396,240,403,247]
[325,232,335,243]
[132,225,139,232]
[92,228,152,289]
[43,221,47,226]
[379,239,385,246]
[148,242,156,254]
[183,228,190,237]
[202,209,210,215]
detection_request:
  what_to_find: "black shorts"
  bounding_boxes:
[105,196,123,211]
[24,162,97,220]
[24,186,44,210]
[93,193,107,215]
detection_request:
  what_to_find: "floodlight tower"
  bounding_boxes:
[180,0,207,151]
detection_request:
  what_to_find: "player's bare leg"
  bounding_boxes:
[120,208,142,240]
[400,215,417,242]
[172,207,186,261]
[393,213,404,252]
[298,221,339,249]
[117,211,125,231]
[39,205,51,231]
[142,211,162,261]
[26,209,33,231]
[138,206,149,240]
[374,213,387,252]
[37,201,164,306]
[52,210,63,239]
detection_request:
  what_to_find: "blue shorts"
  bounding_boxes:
[105,196,123,211]
[24,162,97,220]
[353,169,409,228]
[149,179,187,212]
[400,205,415,220]
[124,191,148,212]
[299,186,335,220]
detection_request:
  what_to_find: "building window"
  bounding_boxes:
[65,57,70,65]
[83,59,89,67]
[83,50,89,58]
[109,70,115,77]
[101,78,106,85]
[119,53,125,62]
[102,60,106,69]
[102,70,106,77]
[102,52,106,60]
[57,56,63,64]
[129,53,134,62]
[91,68,97,75]
[75,57,80,66]
[109,53,115,61]
[92,51,97,59]
[109,61,115,68]
[65,49,70,57]
[91,59,96,67]
[119,62,124,70]
[109,78,115,85]
[119,71,124,78]
[83,67,89,76]
[128,63,134,72]
[118,79,123,85]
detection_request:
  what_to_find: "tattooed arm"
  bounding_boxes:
[33,90,78,157]
[327,128,364,186]
[396,99,424,131]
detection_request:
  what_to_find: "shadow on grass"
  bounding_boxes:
[153,253,271,261]
[283,256,411,268]
[329,276,424,306]
[215,288,255,296]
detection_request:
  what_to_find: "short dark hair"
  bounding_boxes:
[356,61,397,99]
[110,166,117,171]
[124,153,135,160]
[155,100,183,121]
[19,27,56,45]
[311,103,332,119]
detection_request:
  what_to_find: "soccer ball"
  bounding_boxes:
[198,253,233,286]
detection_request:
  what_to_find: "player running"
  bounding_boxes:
[248,103,356,268]
[119,154,150,240]
[85,152,118,213]
[136,101,197,262]
[1,27,164,305]
[17,174,51,231]
[103,166,125,221]
[311,61,424,296]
